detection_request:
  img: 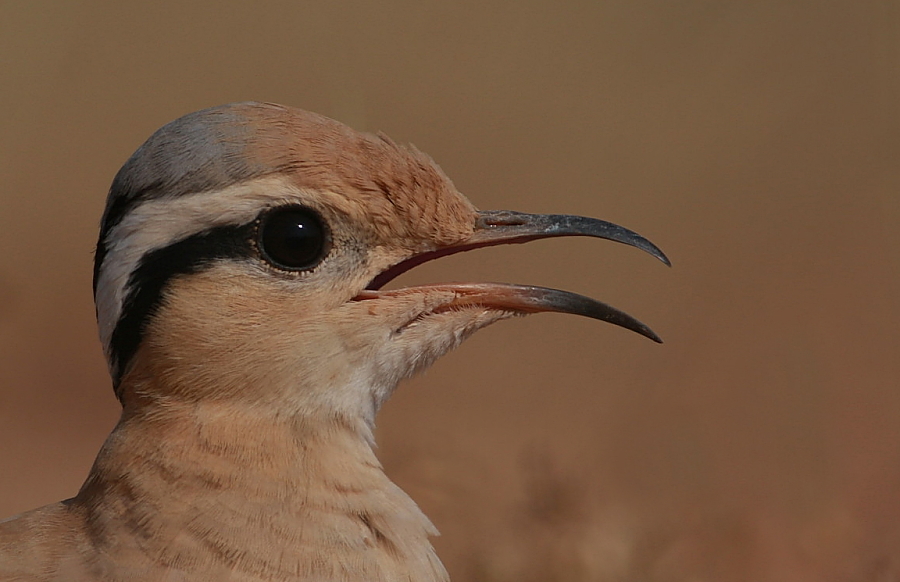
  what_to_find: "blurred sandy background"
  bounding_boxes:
[1,2,898,580]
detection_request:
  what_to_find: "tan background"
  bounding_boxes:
[1,2,898,580]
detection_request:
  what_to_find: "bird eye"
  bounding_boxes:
[258,206,329,271]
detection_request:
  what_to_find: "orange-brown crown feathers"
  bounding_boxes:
[254,103,478,248]
[101,102,475,249]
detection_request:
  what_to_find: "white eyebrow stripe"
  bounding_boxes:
[94,174,308,371]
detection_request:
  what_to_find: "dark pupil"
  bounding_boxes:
[260,207,326,270]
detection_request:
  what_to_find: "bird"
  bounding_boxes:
[0,102,669,581]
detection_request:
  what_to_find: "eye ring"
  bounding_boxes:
[257,205,330,271]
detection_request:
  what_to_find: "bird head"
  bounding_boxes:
[92,102,668,428]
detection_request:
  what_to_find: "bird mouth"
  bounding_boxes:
[353,210,670,342]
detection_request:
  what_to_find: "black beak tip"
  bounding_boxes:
[658,250,673,268]
[639,239,672,267]
[628,318,664,343]
[645,328,664,344]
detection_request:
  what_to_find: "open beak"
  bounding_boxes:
[361,210,670,343]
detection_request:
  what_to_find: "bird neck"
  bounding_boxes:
[74,399,448,581]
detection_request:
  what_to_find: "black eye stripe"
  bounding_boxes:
[107,206,332,393]
[109,223,256,391]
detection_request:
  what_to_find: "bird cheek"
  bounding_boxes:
[338,294,516,390]
[384,308,514,380]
